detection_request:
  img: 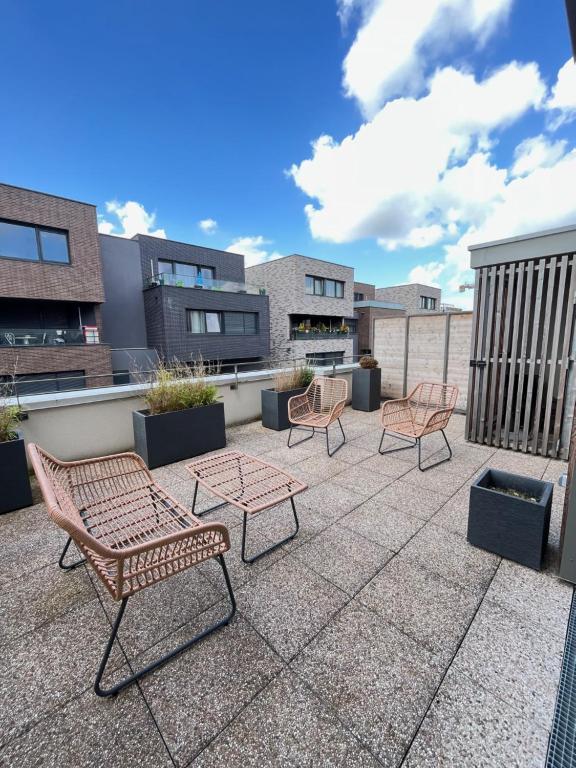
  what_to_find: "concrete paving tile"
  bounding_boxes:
[403,668,550,768]
[451,599,564,728]
[401,465,472,495]
[193,669,380,768]
[291,601,443,767]
[246,498,331,555]
[297,480,369,522]
[331,465,395,498]
[370,480,450,521]
[0,683,172,768]
[480,451,551,479]
[236,555,348,661]
[430,487,471,537]
[340,499,425,552]
[357,554,482,661]
[292,523,393,596]
[359,453,416,479]
[96,564,223,657]
[0,598,126,745]
[138,604,283,767]
[0,504,68,586]
[402,523,499,592]
[485,559,572,639]
[164,477,244,529]
[541,459,568,485]
[259,442,318,467]
[0,562,96,643]
[291,453,349,482]
[331,442,376,465]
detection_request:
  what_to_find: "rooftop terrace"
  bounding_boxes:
[0,408,571,767]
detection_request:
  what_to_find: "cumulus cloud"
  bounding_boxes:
[98,200,166,239]
[546,58,576,129]
[408,261,445,286]
[226,236,283,267]
[342,0,514,116]
[198,218,218,234]
[289,62,545,245]
[511,135,567,177]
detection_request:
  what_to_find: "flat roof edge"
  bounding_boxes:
[0,181,96,207]
[469,223,576,252]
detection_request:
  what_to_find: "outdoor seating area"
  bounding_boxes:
[0,405,571,767]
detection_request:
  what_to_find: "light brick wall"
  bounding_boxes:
[375,283,441,313]
[247,255,354,361]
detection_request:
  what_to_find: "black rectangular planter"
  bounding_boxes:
[468,467,553,570]
[352,367,381,411]
[0,436,33,514]
[261,387,306,431]
[133,402,226,469]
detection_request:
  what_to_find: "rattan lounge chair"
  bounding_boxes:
[287,376,348,456]
[378,382,458,471]
[27,444,236,697]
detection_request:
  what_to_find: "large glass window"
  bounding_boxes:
[187,310,258,335]
[305,274,345,298]
[157,259,215,284]
[0,220,70,264]
[420,296,437,310]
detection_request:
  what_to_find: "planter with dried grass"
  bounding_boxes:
[261,362,315,431]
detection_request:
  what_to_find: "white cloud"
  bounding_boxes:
[198,218,218,234]
[408,261,445,286]
[343,0,513,116]
[511,135,567,177]
[546,58,576,128]
[289,62,545,245]
[98,200,166,239]
[226,236,283,267]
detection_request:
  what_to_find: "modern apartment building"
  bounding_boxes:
[375,282,441,313]
[246,254,355,365]
[0,183,112,393]
[352,282,405,355]
[100,234,270,375]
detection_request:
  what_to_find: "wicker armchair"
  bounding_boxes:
[378,382,458,471]
[28,444,236,697]
[287,376,348,456]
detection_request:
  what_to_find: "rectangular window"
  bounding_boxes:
[158,260,173,274]
[157,260,215,283]
[420,296,437,310]
[0,220,70,264]
[354,292,364,302]
[305,275,345,298]
[187,310,258,335]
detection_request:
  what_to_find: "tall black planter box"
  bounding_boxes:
[352,367,381,412]
[0,436,33,514]
[133,402,226,469]
[468,468,553,570]
[261,387,306,431]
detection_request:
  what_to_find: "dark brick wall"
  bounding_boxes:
[0,345,113,388]
[356,306,405,354]
[354,282,376,301]
[136,235,245,284]
[144,285,270,362]
[0,184,105,303]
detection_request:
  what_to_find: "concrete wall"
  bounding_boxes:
[246,255,354,360]
[99,234,149,349]
[373,312,472,411]
[375,283,441,313]
[17,365,356,461]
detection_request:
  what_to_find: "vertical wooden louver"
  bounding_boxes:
[466,254,576,458]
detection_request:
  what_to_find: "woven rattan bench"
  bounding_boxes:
[378,382,459,471]
[27,443,236,697]
[287,376,348,456]
[186,451,308,563]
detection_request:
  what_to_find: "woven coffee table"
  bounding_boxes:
[185,451,308,563]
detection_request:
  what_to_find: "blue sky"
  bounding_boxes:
[1,1,575,305]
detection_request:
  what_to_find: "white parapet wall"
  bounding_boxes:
[15,365,356,461]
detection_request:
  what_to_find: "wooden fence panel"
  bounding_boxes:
[373,316,406,399]
[446,313,473,411]
[406,314,445,394]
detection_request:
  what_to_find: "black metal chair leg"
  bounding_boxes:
[241,497,299,564]
[94,555,236,697]
[418,430,453,472]
[326,419,346,457]
[378,429,417,456]
[287,425,315,449]
[191,480,228,518]
[58,536,86,571]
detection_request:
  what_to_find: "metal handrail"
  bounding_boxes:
[147,273,266,295]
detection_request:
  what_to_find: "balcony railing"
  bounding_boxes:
[0,327,96,347]
[148,273,266,295]
[291,330,350,340]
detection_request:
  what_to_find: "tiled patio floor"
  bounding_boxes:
[0,409,573,767]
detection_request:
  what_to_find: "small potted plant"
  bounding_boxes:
[0,381,32,514]
[468,468,553,570]
[261,363,315,431]
[133,360,225,469]
[352,355,381,412]
[338,324,350,335]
